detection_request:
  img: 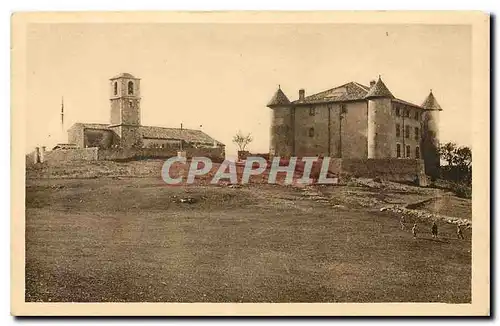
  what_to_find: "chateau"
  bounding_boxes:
[267,76,442,177]
[65,73,224,151]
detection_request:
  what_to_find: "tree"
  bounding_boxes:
[439,142,457,166]
[454,146,472,169]
[232,131,253,151]
[439,142,472,184]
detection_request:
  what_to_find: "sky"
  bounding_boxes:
[25,23,472,155]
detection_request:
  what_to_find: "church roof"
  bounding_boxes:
[267,87,291,107]
[140,126,224,146]
[291,82,370,105]
[421,91,443,111]
[364,77,395,99]
[69,123,224,146]
[110,73,139,80]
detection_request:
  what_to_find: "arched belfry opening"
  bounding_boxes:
[113,82,118,95]
[128,81,134,95]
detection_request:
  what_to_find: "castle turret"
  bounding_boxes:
[267,86,294,157]
[365,76,395,158]
[421,90,442,179]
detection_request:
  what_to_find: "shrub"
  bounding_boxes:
[452,183,472,199]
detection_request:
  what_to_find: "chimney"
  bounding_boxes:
[370,80,376,88]
[299,89,305,101]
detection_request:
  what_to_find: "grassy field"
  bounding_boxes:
[25,177,471,303]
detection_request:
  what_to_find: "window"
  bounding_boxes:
[340,104,347,114]
[415,110,419,120]
[128,81,134,95]
[405,126,410,139]
[309,106,316,116]
[395,107,400,116]
[405,110,410,118]
[406,145,411,158]
[415,146,420,159]
[396,144,401,158]
[414,127,419,141]
[396,124,401,137]
[113,82,118,95]
[308,127,314,137]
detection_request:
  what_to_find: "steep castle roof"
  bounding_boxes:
[364,77,395,99]
[291,82,370,105]
[278,77,424,108]
[267,87,291,107]
[421,90,443,111]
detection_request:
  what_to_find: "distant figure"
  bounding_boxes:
[431,221,438,239]
[412,223,418,239]
[400,216,406,230]
[457,224,465,240]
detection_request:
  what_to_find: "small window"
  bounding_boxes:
[395,107,400,116]
[406,145,411,158]
[396,124,401,137]
[128,81,134,95]
[405,110,410,118]
[415,110,419,120]
[396,144,401,158]
[415,146,420,159]
[414,127,419,141]
[405,126,410,139]
[308,127,314,137]
[113,82,118,95]
[340,104,347,114]
[309,106,316,116]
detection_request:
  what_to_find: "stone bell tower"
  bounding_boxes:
[109,73,142,148]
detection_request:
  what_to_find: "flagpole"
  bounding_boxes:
[61,96,64,134]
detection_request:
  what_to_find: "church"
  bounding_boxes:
[63,73,224,152]
[266,76,442,177]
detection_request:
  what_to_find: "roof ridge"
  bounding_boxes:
[352,82,370,91]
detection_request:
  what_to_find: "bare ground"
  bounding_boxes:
[25,177,471,303]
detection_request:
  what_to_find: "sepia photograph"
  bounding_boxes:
[11,11,490,316]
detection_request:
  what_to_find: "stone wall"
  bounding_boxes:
[368,98,394,158]
[68,124,85,148]
[340,158,427,185]
[260,157,424,184]
[276,101,369,158]
[97,147,225,162]
[43,147,99,163]
[269,106,294,157]
[393,102,424,160]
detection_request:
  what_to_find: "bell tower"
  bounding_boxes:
[109,73,142,148]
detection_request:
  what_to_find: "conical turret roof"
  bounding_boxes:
[364,76,395,99]
[267,87,291,107]
[421,90,442,111]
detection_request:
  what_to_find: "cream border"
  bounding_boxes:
[11,11,490,316]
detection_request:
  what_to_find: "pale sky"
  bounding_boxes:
[26,23,471,155]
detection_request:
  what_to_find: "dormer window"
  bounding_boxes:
[128,81,134,95]
[113,82,118,95]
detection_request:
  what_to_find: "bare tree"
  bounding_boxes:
[232,130,253,151]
